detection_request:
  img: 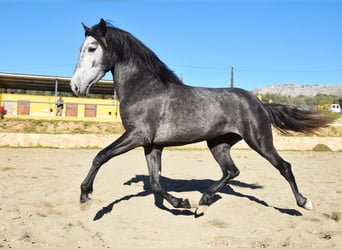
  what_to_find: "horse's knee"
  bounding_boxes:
[199,193,211,206]
[150,182,163,196]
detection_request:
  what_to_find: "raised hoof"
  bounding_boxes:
[80,199,92,211]
[80,193,92,211]
[303,199,313,210]
[80,192,91,203]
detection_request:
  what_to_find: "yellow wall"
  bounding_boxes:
[0,93,121,122]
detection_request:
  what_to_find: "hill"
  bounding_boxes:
[252,83,342,97]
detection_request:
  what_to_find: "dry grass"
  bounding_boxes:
[0,118,124,134]
[0,117,341,136]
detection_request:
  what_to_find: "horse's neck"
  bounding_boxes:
[113,62,159,103]
[112,62,134,100]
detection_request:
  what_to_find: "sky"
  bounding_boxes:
[0,0,341,90]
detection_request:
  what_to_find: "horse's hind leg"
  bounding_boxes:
[199,136,241,206]
[244,128,312,210]
[144,146,192,209]
[265,149,312,210]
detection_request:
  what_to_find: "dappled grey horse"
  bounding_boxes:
[70,19,332,213]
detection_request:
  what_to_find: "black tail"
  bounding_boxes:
[263,103,334,135]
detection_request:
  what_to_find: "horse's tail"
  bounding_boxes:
[263,103,334,134]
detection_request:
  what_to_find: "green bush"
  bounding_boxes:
[312,144,332,152]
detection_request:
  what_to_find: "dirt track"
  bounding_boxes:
[0,148,341,248]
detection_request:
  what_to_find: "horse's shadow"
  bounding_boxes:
[93,174,302,220]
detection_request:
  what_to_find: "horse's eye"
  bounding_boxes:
[88,47,96,52]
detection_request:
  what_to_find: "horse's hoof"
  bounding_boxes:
[189,199,198,209]
[80,192,91,203]
[80,199,92,211]
[303,199,313,210]
[195,205,208,217]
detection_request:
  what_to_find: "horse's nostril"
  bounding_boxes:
[70,83,80,96]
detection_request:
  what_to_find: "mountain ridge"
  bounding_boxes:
[252,83,342,97]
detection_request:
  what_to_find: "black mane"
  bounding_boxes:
[90,21,183,85]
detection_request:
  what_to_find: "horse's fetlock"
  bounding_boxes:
[81,183,93,194]
[229,168,240,179]
[233,168,240,178]
[181,198,191,209]
[199,194,211,206]
[80,193,91,204]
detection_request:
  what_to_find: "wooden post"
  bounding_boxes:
[230,67,234,88]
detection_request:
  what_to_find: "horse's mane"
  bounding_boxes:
[90,21,184,85]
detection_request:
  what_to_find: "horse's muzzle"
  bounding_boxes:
[70,83,80,96]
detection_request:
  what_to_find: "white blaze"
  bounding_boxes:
[70,36,106,95]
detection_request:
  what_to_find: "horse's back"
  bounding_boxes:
[186,86,265,117]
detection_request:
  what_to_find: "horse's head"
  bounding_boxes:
[70,18,112,96]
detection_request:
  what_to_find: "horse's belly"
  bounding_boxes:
[153,118,231,146]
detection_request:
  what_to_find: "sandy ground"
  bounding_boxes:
[0,148,341,248]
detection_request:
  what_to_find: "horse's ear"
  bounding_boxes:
[82,22,90,35]
[98,18,107,36]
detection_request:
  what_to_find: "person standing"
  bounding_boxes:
[56,96,64,116]
[0,106,6,119]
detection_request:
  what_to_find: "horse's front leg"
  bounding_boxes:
[80,132,141,204]
[144,146,192,209]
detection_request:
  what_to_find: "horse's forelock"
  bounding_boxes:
[87,19,113,37]
[84,20,116,49]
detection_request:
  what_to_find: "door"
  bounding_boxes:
[18,101,30,115]
[65,103,78,117]
[84,104,96,117]
[4,101,14,115]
